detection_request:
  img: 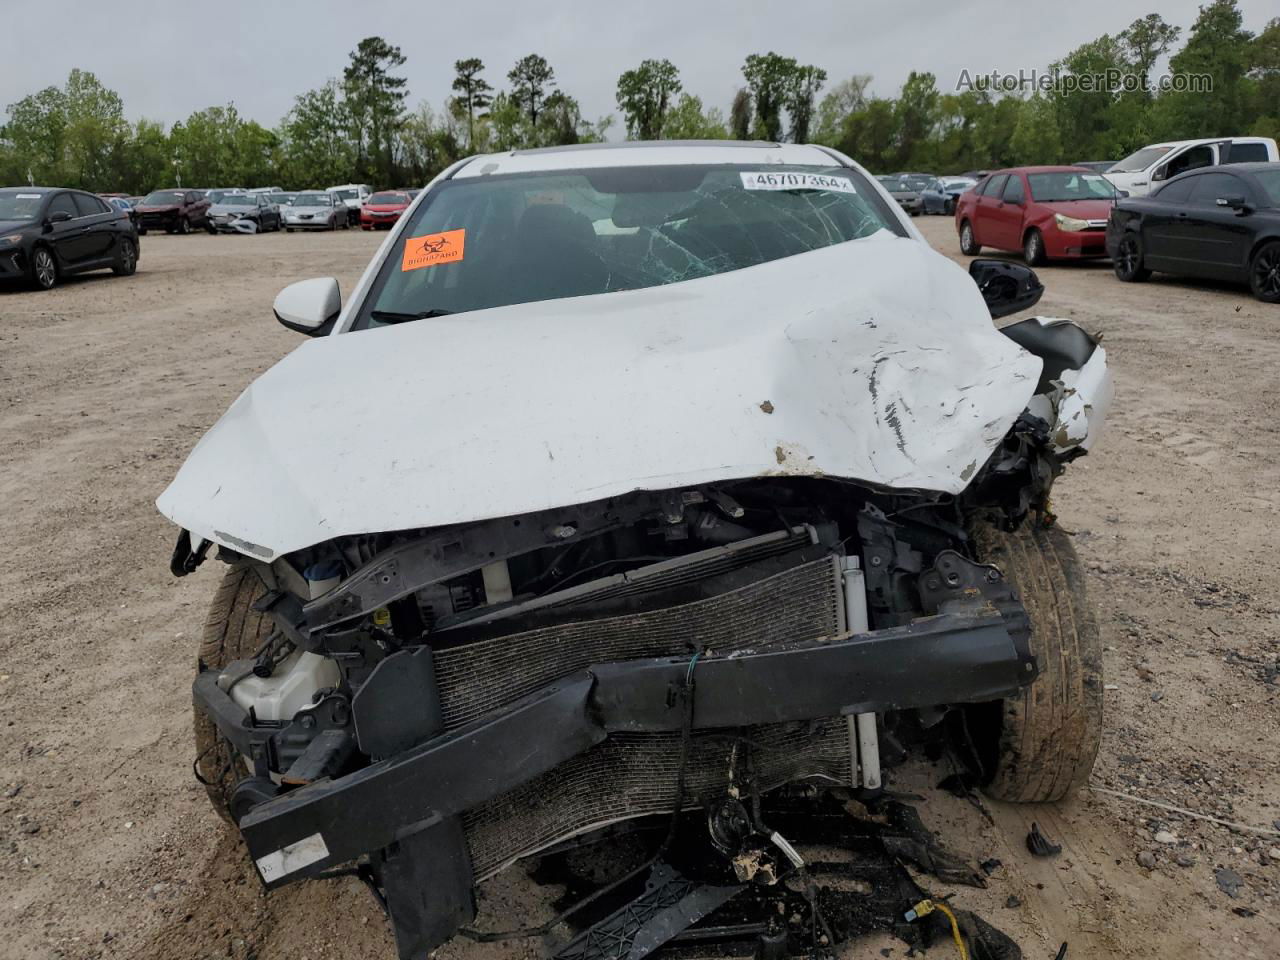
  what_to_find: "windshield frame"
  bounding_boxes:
[294,193,334,207]
[141,190,186,206]
[1110,145,1174,173]
[348,162,905,334]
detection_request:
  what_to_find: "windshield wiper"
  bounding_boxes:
[369,308,454,324]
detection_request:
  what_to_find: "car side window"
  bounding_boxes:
[47,193,79,219]
[1189,172,1249,205]
[1001,176,1025,204]
[1165,145,1214,179]
[1153,178,1196,203]
[72,193,106,217]
[1222,142,1268,164]
[984,175,1008,198]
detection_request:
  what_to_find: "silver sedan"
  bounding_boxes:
[283,192,349,231]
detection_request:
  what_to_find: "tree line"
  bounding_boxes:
[1,1,1276,194]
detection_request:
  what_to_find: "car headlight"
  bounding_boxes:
[0,234,22,247]
[1055,214,1090,232]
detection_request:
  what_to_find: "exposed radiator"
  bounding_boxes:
[430,535,848,878]
[463,722,853,880]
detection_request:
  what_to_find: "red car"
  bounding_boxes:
[133,189,210,235]
[360,190,412,230]
[955,166,1120,264]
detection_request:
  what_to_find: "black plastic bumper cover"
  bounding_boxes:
[193,598,1033,891]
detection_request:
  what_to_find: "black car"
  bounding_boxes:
[0,187,140,290]
[1107,162,1280,302]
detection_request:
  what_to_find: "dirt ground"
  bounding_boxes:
[2,217,1278,960]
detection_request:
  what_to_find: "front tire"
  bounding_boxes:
[967,521,1103,803]
[1113,233,1151,283]
[1249,240,1280,303]
[193,564,275,823]
[178,216,191,235]
[1023,228,1046,266]
[30,246,58,290]
[959,220,981,256]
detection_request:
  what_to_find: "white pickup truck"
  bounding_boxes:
[1104,136,1279,197]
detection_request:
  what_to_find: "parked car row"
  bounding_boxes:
[952,147,1280,302]
[0,179,419,289]
[82,183,398,235]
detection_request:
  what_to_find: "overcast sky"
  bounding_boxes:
[3,0,1271,134]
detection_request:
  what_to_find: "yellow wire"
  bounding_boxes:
[932,901,968,960]
[906,899,968,960]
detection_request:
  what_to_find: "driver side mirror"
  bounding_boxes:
[45,210,73,225]
[969,259,1044,319]
[1151,165,1168,182]
[274,277,341,337]
[1216,195,1250,213]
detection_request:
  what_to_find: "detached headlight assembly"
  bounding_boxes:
[1055,214,1090,232]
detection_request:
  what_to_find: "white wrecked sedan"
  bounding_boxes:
[159,142,1112,959]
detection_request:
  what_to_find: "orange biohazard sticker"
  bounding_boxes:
[401,229,465,271]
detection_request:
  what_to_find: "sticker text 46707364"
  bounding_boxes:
[739,172,857,194]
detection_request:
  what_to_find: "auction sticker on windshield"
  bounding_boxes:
[402,229,466,272]
[740,172,855,194]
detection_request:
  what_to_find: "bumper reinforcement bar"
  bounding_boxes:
[192,599,1033,889]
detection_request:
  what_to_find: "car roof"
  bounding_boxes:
[452,140,840,179]
[987,166,1095,175]
[1194,161,1280,173]
[1141,137,1273,149]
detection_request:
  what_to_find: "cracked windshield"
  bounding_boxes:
[356,164,903,328]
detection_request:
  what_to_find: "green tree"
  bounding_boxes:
[484,91,527,151]
[170,105,248,186]
[616,59,681,140]
[786,65,827,143]
[343,37,408,184]
[508,54,555,126]
[742,52,798,140]
[1120,14,1182,92]
[450,58,493,150]
[1009,94,1063,165]
[4,85,69,185]
[729,88,752,140]
[1158,0,1253,138]
[661,94,728,139]
[280,81,355,187]
[1245,17,1280,140]
[62,70,128,189]
[892,72,940,168]
[833,98,897,171]
[812,75,871,146]
[1049,36,1131,160]
[399,103,460,183]
[119,118,171,193]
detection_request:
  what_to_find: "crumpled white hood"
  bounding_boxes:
[157,233,1041,560]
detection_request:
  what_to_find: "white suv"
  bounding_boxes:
[1105,137,1278,197]
[326,183,372,225]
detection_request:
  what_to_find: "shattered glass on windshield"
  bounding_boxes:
[355,164,905,329]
